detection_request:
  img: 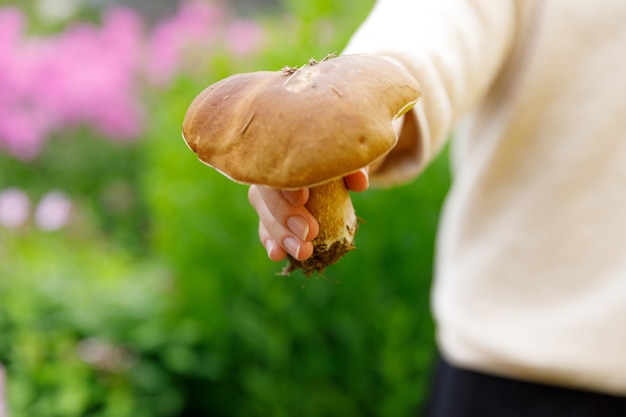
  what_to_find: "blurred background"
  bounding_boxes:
[0,0,451,415]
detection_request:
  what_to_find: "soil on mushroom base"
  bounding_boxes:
[282,236,356,277]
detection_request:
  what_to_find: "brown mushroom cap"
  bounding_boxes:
[182,54,421,189]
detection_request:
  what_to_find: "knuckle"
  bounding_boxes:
[265,192,285,217]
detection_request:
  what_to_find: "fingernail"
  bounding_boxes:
[287,216,309,241]
[283,237,300,259]
[360,167,370,186]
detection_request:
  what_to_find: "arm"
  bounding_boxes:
[345,0,517,185]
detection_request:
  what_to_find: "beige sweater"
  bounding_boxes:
[344,0,626,395]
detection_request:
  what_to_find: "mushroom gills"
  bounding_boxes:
[282,178,358,276]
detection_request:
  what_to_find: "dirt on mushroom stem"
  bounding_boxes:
[281,177,358,276]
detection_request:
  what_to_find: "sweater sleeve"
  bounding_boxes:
[343,0,517,186]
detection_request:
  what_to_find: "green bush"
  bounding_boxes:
[141,75,450,416]
[0,231,180,417]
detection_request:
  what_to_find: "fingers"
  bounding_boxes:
[344,167,370,192]
[258,221,287,261]
[249,167,369,263]
[281,188,309,207]
[248,185,319,261]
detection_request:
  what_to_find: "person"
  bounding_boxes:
[247,0,626,416]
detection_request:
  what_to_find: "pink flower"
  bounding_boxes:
[0,1,267,160]
[0,188,30,229]
[76,337,133,372]
[35,190,73,231]
[38,7,145,139]
[225,20,265,56]
[0,8,55,159]
[0,6,146,159]
[0,7,22,61]
[0,107,52,160]
[144,0,223,86]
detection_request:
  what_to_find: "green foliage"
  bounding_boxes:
[249,0,375,71]
[0,231,180,417]
[0,0,452,416]
[0,134,150,254]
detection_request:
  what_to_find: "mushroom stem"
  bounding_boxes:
[284,178,358,276]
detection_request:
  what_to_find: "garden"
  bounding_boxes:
[0,0,451,415]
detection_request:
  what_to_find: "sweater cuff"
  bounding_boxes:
[369,83,431,187]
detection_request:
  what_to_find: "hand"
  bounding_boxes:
[248,168,370,262]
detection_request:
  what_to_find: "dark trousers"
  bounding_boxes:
[425,354,626,417]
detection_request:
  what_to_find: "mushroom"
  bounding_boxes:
[181,54,421,275]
